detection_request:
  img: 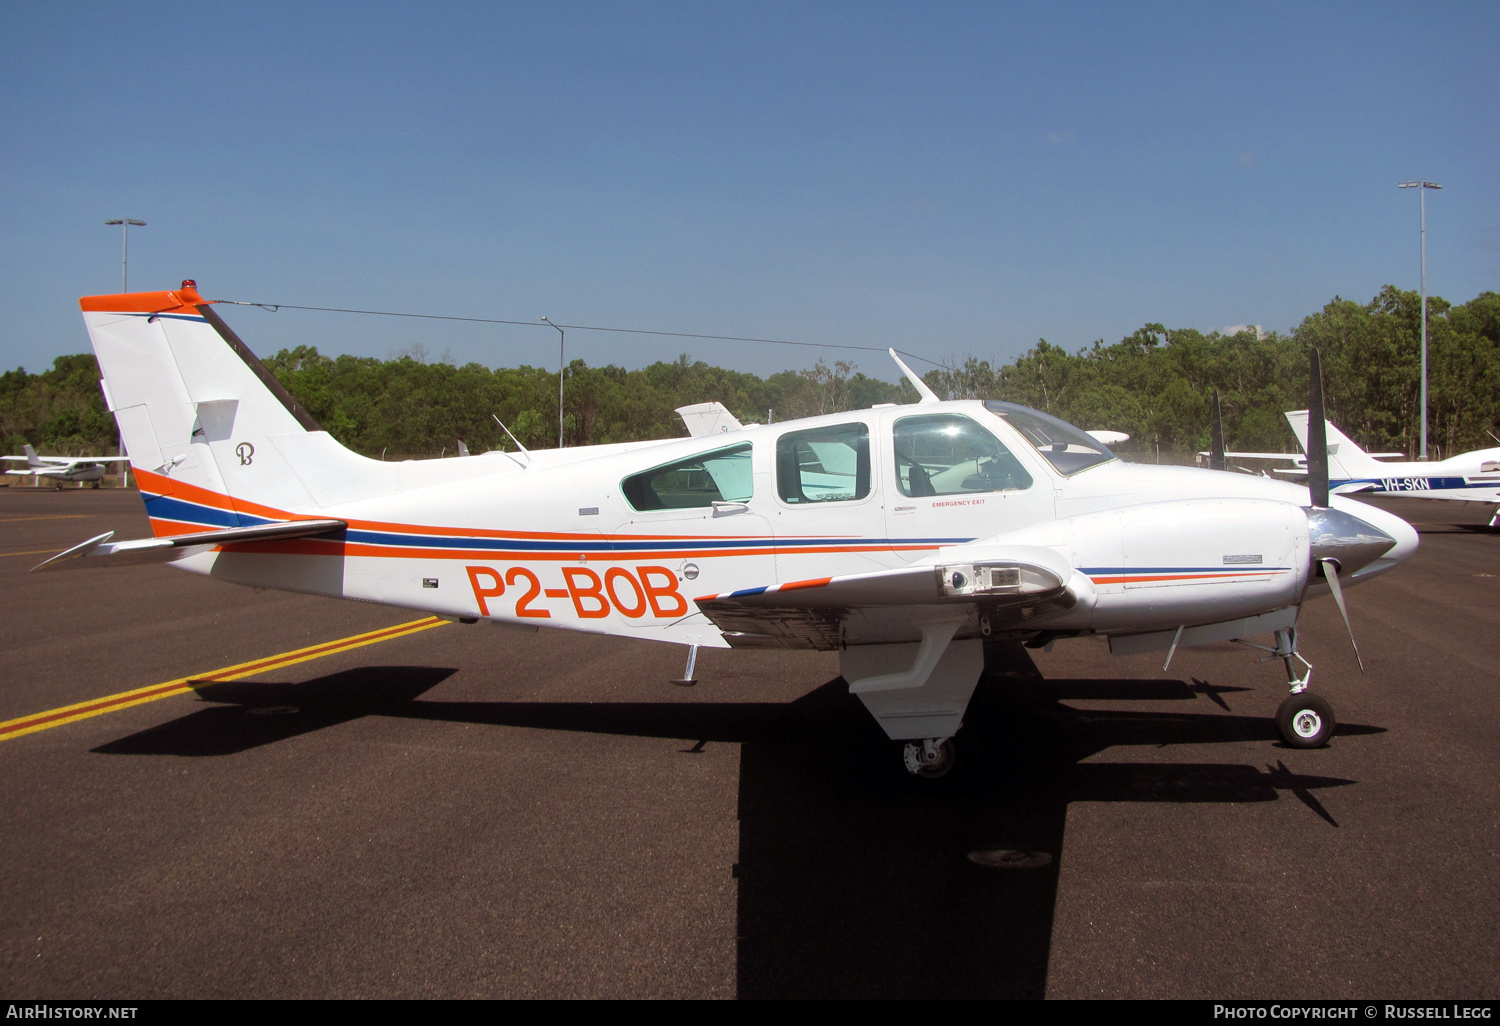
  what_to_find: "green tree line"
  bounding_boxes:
[926,286,1500,461]
[4,286,1497,463]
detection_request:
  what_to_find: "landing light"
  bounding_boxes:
[937,563,1025,597]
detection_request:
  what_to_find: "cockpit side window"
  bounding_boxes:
[621,442,753,511]
[776,423,871,504]
[893,414,1033,497]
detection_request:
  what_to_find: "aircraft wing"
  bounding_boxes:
[1198,451,1305,462]
[693,545,1085,650]
[1332,482,1379,494]
[32,519,347,572]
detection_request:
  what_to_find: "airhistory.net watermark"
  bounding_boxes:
[5,1007,137,1020]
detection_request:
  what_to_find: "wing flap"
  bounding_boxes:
[32,519,347,572]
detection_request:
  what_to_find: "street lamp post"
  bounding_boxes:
[103,219,146,292]
[1397,181,1441,459]
[542,317,564,448]
[104,219,145,491]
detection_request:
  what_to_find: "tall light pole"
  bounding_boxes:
[104,219,145,491]
[104,219,146,292]
[542,317,564,448]
[1398,181,1441,459]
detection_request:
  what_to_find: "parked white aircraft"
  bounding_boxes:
[3,444,130,488]
[38,283,1419,773]
[1281,412,1500,527]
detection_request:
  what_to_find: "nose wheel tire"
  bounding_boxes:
[902,738,955,778]
[1276,693,1336,749]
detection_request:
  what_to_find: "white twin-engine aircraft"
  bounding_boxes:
[4,444,130,487]
[41,282,1419,776]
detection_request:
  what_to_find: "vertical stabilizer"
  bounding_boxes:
[675,401,744,438]
[1284,410,1388,482]
[80,282,378,534]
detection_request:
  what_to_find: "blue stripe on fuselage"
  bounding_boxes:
[1341,476,1483,493]
[142,492,275,530]
[342,530,974,553]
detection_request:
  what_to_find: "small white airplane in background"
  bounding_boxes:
[37,281,1419,775]
[1208,413,1500,528]
[1283,412,1500,527]
[3,444,130,488]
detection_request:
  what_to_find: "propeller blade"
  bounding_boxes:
[1209,389,1226,471]
[1319,557,1364,673]
[1307,348,1330,507]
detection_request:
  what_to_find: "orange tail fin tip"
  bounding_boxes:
[79,280,209,316]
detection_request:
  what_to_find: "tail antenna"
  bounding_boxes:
[1307,349,1330,508]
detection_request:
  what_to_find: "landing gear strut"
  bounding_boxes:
[1240,627,1337,748]
[902,737,955,778]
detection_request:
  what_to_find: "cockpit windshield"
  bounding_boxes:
[983,401,1116,476]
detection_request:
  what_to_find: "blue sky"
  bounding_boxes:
[2,1,1496,380]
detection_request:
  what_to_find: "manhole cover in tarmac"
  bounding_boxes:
[247,705,300,716]
[967,848,1053,869]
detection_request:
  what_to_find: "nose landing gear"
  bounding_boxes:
[1275,693,1336,748]
[1239,626,1338,748]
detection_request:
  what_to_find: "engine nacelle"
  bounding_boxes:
[990,497,1311,633]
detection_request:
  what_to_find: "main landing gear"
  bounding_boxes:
[902,737,955,778]
[1242,627,1337,749]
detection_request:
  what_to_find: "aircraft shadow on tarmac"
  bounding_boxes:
[93,647,1377,999]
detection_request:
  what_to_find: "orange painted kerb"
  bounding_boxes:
[79,282,211,315]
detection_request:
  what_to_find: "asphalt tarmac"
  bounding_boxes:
[2,487,1496,999]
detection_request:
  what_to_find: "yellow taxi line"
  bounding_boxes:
[0,616,450,742]
[0,549,69,558]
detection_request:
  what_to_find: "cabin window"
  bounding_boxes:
[776,423,871,504]
[621,443,753,511]
[893,414,1033,497]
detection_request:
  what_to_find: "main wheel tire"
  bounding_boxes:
[1276,693,1336,748]
[902,738,956,778]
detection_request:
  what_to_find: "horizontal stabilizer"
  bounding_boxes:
[32,519,346,572]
